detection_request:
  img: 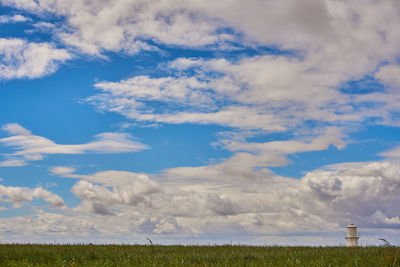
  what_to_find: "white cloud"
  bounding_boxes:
[89,88,288,130]
[165,127,346,180]
[87,55,361,131]
[50,168,162,215]
[0,38,71,79]
[36,160,399,244]
[70,174,160,215]
[50,166,76,176]
[379,146,400,159]
[218,127,346,154]
[1,0,399,62]
[24,0,385,128]
[0,123,149,166]
[375,64,400,90]
[1,0,231,55]
[0,159,26,167]
[32,187,65,207]
[0,0,331,54]
[0,0,40,12]
[0,208,395,245]
[0,184,64,208]
[53,168,153,187]
[87,48,400,130]
[0,14,29,23]
[2,123,31,136]
[94,75,212,108]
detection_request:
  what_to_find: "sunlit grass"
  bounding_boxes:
[0,244,397,266]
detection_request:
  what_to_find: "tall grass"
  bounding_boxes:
[0,244,397,266]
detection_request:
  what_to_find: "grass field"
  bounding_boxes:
[0,244,397,266]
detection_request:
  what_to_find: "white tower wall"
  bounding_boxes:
[345,224,359,247]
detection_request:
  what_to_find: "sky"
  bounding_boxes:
[0,0,400,246]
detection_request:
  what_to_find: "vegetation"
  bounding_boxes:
[0,244,397,266]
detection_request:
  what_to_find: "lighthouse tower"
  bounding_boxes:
[345,224,359,247]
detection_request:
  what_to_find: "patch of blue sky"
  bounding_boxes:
[339,75,385,95]
[42,123,232,171]
[0,165,41,187]
[0,8,58,42]
[0,202,62,219]
[0,205,31,218]
[214,27,300,59]
[244,132,301,145]
[0,47,157,126]
[0,165,80,207]
[29,198,60,210]
[0,20,32,39]
[0,52,234,183]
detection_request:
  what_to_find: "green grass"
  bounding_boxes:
[0,244,397,266]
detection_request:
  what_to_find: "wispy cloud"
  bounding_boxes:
[0,123,149,166]
[163,127,346,180]
[87,55,361,131]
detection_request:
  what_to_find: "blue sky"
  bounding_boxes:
[0,0,400,245]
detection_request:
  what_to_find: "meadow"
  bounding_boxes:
[0,244,397,266]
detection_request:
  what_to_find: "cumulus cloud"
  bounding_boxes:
[71,175,160,215]
[0,38,71,79]
[40,160,400,244]
[149,161,400,231]
[49,167,162,215]
[0,123,149,166]
[0,184,64,208]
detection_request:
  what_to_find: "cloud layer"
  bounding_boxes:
[88,55,364,131]
[0,160,391,244]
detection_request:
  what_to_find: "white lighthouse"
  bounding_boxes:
[345,223,359,247]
